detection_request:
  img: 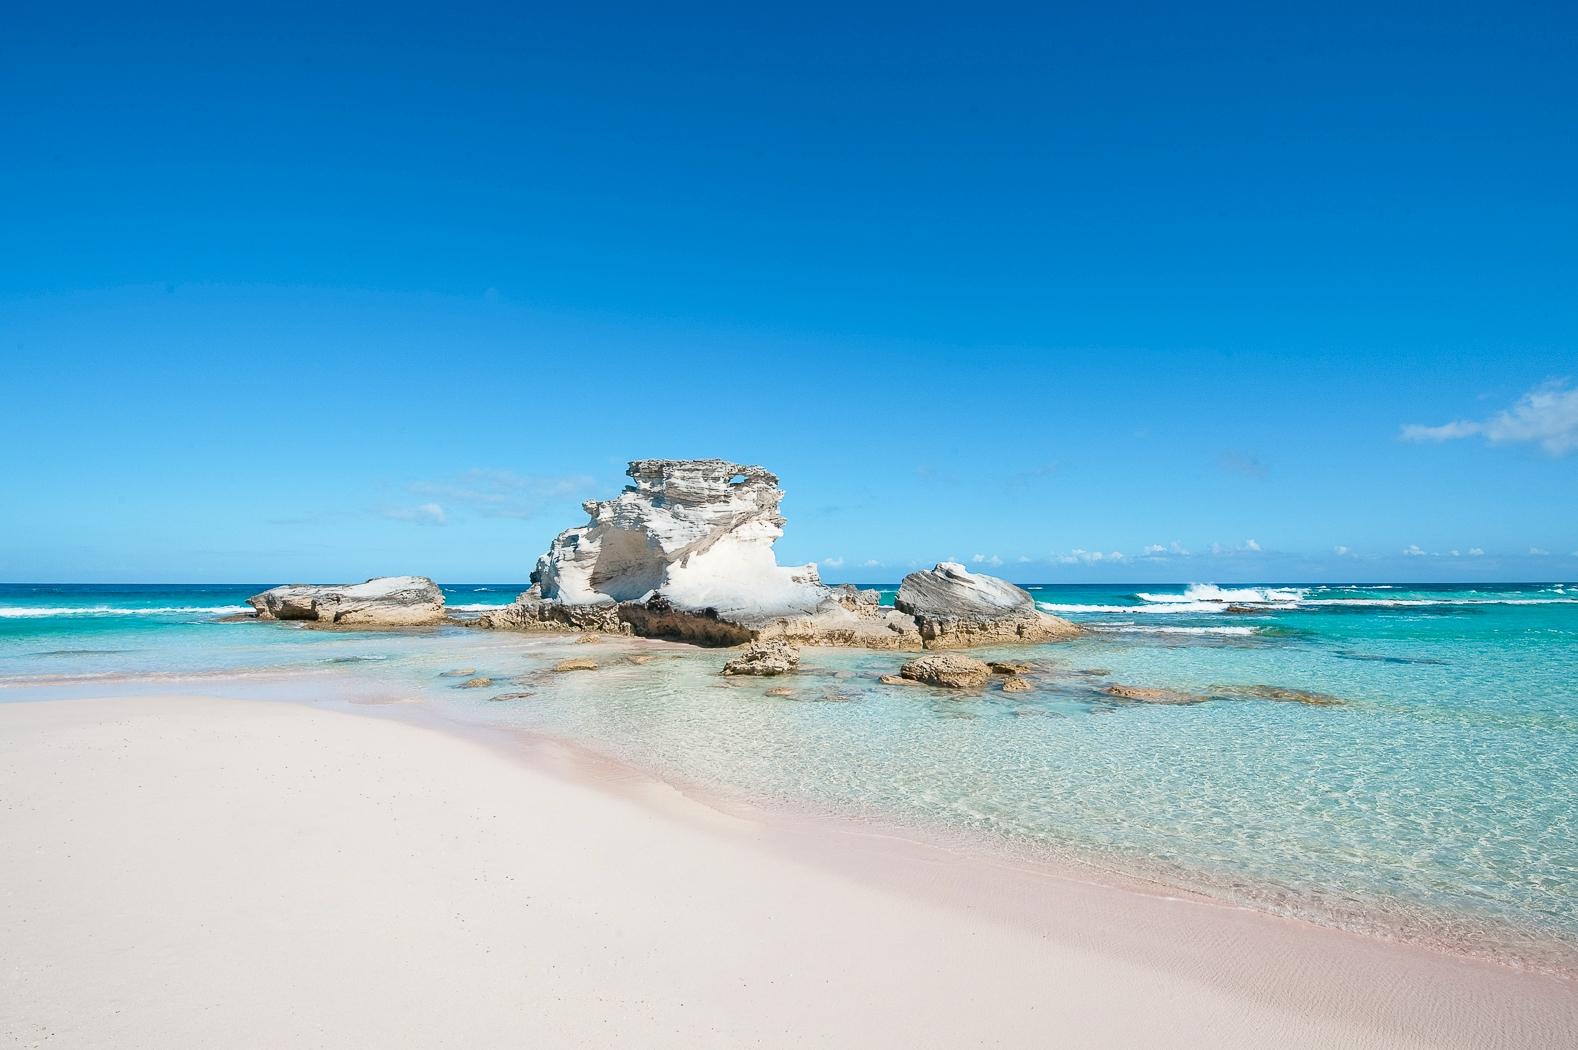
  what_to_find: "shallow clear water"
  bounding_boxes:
[4,581,1576,971]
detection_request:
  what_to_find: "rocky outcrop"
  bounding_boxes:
[898,653,993,689]
[476,460,1080,651]
[721,640,801,676]
[474,594,628,634]
[896,563,1078,648]
[246,576,444,626]
[535,459,825,616]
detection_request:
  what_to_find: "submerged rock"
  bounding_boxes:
[1104,684,1208,705]
[1000,676,1032,693]
[988,661,1031,675]
[457,677,493,689]
[878,674,914,686]
[899,653,993,689]
[553,658,597,672]
[765,687,795,697]
[721,640,801,677]
[247,576,444,626]
[438,668,477,678]
[488,691,534,701]
[1212,684,1346,707]
[896,563,1079,649]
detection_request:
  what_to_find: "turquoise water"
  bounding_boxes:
[3,581,1576,971]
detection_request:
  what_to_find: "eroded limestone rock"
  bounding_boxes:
[896,563,1078,649]
[899,653,993,689]
[246,576,444,626]
[721,640,801,677]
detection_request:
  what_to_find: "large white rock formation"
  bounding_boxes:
[480,460,1079,650]
[246,576,445,626]
[534,459,826,618]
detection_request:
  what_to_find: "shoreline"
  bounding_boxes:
[6,657,1577,980]
[2,687,1575,1047]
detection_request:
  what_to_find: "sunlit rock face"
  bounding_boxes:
[533,460,826,619]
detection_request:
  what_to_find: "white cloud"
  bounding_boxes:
[1400,380,1578,455]
[821,556,846,568]
[861,559,883,568]
[1449,549,1461,557]
[971,553,1003,566]
[1402,544,1427,557]
[1057,549,1126,565]
[383,502,447,526]
[1243,538,1261,552]
[1333,545,1351,556]
[1529,547,1550,556]
[1469,547,1484,556]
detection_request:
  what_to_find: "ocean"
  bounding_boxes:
[3,581,1575,972]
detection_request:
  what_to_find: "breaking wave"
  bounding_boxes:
[0,605,249,619]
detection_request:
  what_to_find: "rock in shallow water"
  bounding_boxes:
[247,576,444,626]
[721,640,801,677]
[1211,684,1346,706]
[457,677,493,689]
[1000,676,1032,693]
[474,460,1082,651]
[896,563,1079,649]
[553,658,598,672]
[899,654,993,689]
[1104,684,1208,705]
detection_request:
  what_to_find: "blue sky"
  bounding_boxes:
[2,2,1574,583]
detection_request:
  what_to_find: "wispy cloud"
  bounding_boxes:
[408,469,596,520]
[1217,451,1269,479]
[1530,547,1550,556]
[1401,380,1578,455]
[971,553,1004,567]
[1402,543,1427,557]
[820,556,845,568]
[1333,545,1352,556]
[383,502,447,526]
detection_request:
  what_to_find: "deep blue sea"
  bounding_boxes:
[4,581,1576,971]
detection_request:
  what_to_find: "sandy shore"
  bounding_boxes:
[1,695,1573,1048]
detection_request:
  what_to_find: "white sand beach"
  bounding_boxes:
[2,694,1573,1049]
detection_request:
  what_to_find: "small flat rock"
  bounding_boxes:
[988,661,1031,675]
[553,658,597,672]
[457,677,493,689]
[625,654,653,665]
[765,687,795,697]
[575,634,601,644]
[1000,677,1032,692]
[439,668,477,677]
[878,674,915,686]
[488,691,534,701]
